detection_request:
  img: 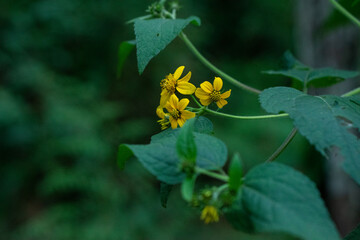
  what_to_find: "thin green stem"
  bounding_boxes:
[329,0,360,28]
[204,108,289,120]
[179,32,262,95]
[217,168,228,176]
[191,94,203,108]
[213,184,229,200]
[195,167,229,182]
[126,14,153,24]
[266,128,298,163]
[341,87,360,97]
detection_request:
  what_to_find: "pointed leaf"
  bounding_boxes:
[117,119,227,184]
[260,87,360,185]
[307,68,359,87]
[264,52,358,87]
[181,176,196,202]
[228,163,340,240]
[228,153,243,192]
[117,144,133,170]
[117,40,136,78]
[134,16,201,74]
[160,182,173,208]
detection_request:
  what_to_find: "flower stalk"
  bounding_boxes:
[195,167,229,182]
[329,0,360,28]
[179,32,262,95]
[204,108,289,120]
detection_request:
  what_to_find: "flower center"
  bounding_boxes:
[209,90,221,102]
[170,109,180,119]
[160,74,176,93]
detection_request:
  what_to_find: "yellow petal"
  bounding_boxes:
[216,99,228,108]
[160,88,167,96]
[200,81,213,93]
[165,102,173,113]
[195,88,210,100]
[160,91,171,107]
[213,77,223,91]
[177,118,186,127]
[178,98,189,111]
[177,82,196,95]
[169,94,179,109]
[200,98,212,106]
[173,66,185,80]
[169,116,178,129]
[221,89,231,99]
[177,71,191,83]
[181,110,196,119]
[156,106,165,118]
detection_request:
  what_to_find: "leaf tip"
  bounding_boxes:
[117,144,134,170]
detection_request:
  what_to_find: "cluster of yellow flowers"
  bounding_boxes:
[156,66,231,130]
[200,205,219,224]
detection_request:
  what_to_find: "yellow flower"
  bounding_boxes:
[195,77,231,108]
[160,66,196,107]
[156,106,170,130]
[165,94,195,129]
[200,206,219,224]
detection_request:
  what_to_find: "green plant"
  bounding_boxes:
[118,1,360,239]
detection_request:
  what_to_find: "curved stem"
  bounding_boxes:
[342,87,360,97]
[266,128,298,163]
[213,184,229,200]
[191,94,203,108]
[179,32,261,95]
[329,0,360,28]
[204,108,289,120]
[195,167,229,182]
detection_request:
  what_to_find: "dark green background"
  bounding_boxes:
[0,0,346,239]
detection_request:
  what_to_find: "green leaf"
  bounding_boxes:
[228,163,340,240]
[134,16,200,74]
[264,69,309,83]
[160,182,173,208]
[344,223,360,240]
[263,52,359,87]
[117,40,136,78]
[281,50,309,70]
[118,120,227,184]
[260,87,360,185]
[191,115,213,134]
[176,118,196,163]
[228,153,243,193]
[181,176,196,202]
[151,116,213,142]
[117,144,133,170]
[307,68,359,87]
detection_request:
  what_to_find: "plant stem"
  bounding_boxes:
[329,0,360,28]
[266,128,298,163]
[179,32,262,95]
[204,108,289,120]
[195,167,229,182]
[191,94,203,108]
[342,87,360,97]
[213,184,229,200]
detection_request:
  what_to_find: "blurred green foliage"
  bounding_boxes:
[0,0,319,239]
